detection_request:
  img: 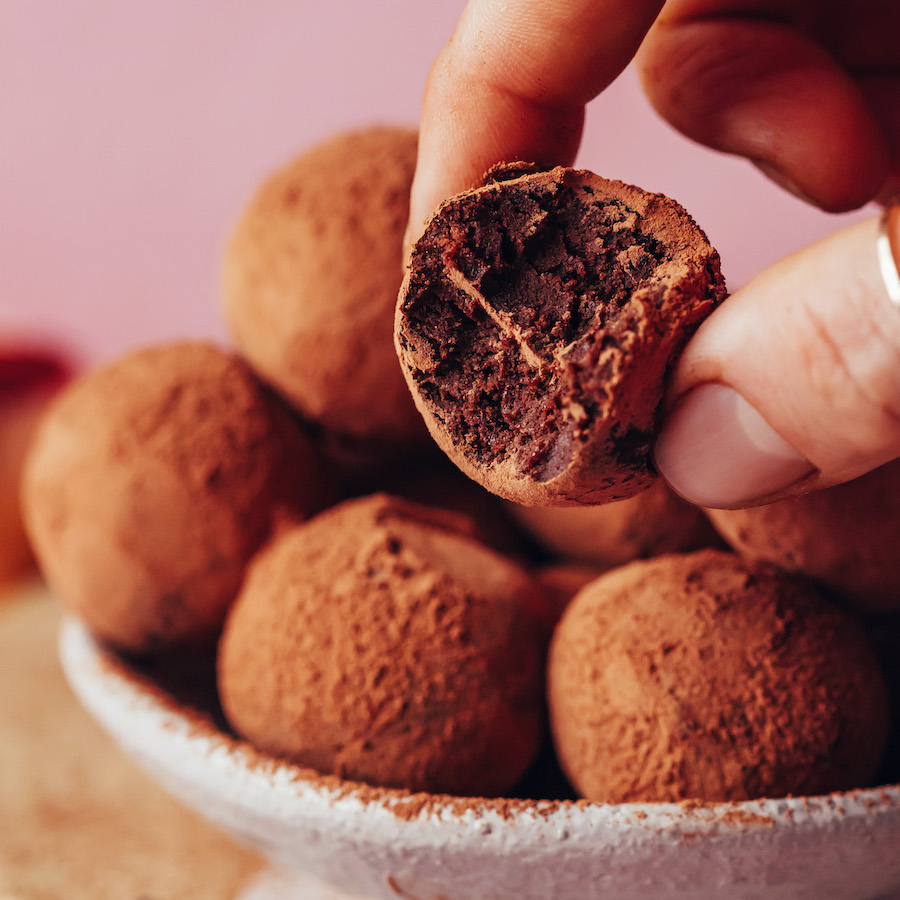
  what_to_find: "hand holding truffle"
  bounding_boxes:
[396,165,726,506]
[408,0,899,239]
[653,213,900,508]
[409,0,900,509]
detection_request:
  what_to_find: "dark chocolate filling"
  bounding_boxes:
[400,177,667,481]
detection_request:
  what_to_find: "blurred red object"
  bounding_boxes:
[0,342,72,588]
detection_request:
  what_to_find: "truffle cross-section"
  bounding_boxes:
[395,165,726,506]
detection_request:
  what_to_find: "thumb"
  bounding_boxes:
[653,208,900,509]
[404,0,665,263]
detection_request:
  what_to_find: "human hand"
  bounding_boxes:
[407,0,900,508]
[408,0,900,242]
[653,208,900,508]
[636,0,900,213]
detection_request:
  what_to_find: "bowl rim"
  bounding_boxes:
[59,614,900,835]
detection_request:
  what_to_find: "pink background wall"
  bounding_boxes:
[1,1,870,366]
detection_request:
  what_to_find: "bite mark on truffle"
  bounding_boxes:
[402,174,669,484]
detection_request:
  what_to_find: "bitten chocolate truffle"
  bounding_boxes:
[223,126,428,460]
[395,165,726,506]
[508,479,718,569]
[548,550,889,803]
[22,342,326,653]
[218,494,547,796]
[706,460,900,613]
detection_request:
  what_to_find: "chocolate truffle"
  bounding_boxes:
[867,615,900,784]
[508,479,718,569]
[218,494,546,796]
[22,342,326,653]
[706,460,900,613]
[395,164,726,506]
[364,449,529,558]
[548,550,889,803]
[534,562,604,625]
[223,126,428,460]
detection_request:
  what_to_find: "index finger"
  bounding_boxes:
[406,0,665,253]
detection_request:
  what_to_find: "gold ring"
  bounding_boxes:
[877,200,900,307]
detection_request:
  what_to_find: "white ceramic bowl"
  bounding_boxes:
[60,616,900,900]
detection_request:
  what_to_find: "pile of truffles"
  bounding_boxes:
[22,126,898,804]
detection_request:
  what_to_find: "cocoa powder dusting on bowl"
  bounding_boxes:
[716,809,776,828]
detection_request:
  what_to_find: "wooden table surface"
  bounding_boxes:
[0,577,264,900]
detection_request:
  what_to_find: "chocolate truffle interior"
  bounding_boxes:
[402,176,668,482]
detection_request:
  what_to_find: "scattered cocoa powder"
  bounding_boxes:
[716,809,776,828]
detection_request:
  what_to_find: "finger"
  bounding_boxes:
[636,16,891,211]
[653,209,900,509]
[406,0,664,256]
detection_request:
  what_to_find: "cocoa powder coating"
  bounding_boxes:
[363,448,530,559]
[223,126,428,459]
[706,459,900,613]
[22,342,327,653]
[218,493,547,796]
[395,164,726,506]
[548,549,890,803]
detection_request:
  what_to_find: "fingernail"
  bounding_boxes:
[653,383,814,509]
